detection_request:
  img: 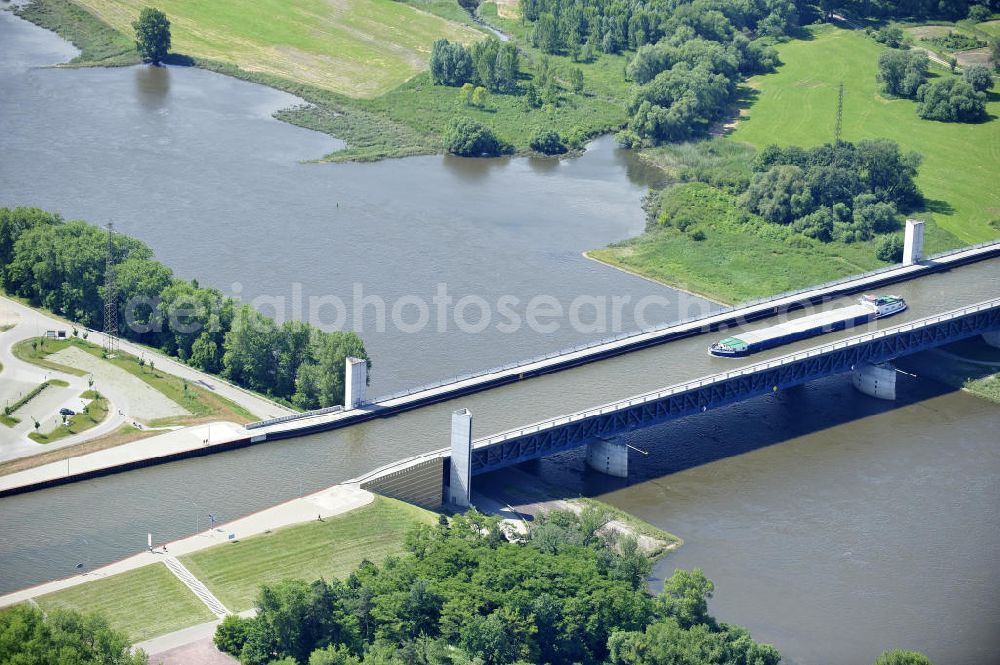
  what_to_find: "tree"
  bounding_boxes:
[443,117,504,156]
[917,77,987,122]
[968,3,991,21]
[214,614,253,656]
[133,7,171,65]
[874,24,905,48]
[742,164,813,224]
[658,568,716,629]
[430,39,473,87]
[877,50,928,98]
[963,63,994,92]
[530,128,567,154]
[874,649,934,665]
[568,67,585,93]
[0,605,148,665]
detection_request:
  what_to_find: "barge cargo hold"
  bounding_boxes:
[709,295,907,357]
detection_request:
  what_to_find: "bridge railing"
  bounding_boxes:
[473,298,1000,449]
[365,240,1000,406]
[246,405,343,430]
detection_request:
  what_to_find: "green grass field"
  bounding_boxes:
[35,563,216,642]
[180,497,437,611]
[730,24,999,244]
[70,0,483,97]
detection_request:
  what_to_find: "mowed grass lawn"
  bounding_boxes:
[180,497,437,611]
[730,24,1000,244]
[35,563,215,642]
[71,0,483,97]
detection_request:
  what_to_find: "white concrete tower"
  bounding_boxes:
[903,219,924,266]
[449,408,473,507]
[344,357,367,410]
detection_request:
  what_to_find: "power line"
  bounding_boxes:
[835,81,844,144]
[103,223,119,357]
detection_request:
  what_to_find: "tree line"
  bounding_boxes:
[213,507,782,665]
[0,208,368,410]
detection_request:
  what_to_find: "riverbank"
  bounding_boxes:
[12,0,627,161]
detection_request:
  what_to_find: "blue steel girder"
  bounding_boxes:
[469,304,1000,475]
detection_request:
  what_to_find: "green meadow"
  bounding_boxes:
[70,0,483,97]
[730,24,999,244]
[592,24,998,303]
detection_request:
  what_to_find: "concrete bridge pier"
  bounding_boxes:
[449,408,473,507]
[852,362,897,400]
[585,436,628,478]
[344,357,367,409]
[982,330,1000,348]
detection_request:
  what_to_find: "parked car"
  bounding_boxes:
[59,407,75,416]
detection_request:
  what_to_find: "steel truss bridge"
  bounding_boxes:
[468,298,1000,475]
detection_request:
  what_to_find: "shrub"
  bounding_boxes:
[876,234,905,263]
[530,128,567,154]
[444,117,504,157]
[689,228,706,241]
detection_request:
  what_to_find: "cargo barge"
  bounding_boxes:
[709,295,907,358]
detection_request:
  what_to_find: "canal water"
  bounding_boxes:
[1,10,998,665]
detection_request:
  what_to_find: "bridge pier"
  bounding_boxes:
[344,357,367,409]
[852,362,896,400]
[903,219,924,265]
[982,330,1000,348]
[449,408,473,507]
[585,437,628,478]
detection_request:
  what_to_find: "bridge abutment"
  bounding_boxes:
[982,330,1000,348]
[585,437,628,478]
[449,408,473,507]
[344,357,367,409]
[852,362,897,400]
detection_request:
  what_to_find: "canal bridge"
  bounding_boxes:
[1,241,998,500]
[353,297,1000,507]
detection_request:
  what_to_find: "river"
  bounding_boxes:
[1,9,998,665]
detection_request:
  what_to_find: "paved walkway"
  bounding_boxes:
[0,483,373,608]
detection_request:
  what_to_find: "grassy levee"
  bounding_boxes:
[68,0,482,98]
[180,496,437,611]
[730,24,999,244]
[35,563,216,642]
